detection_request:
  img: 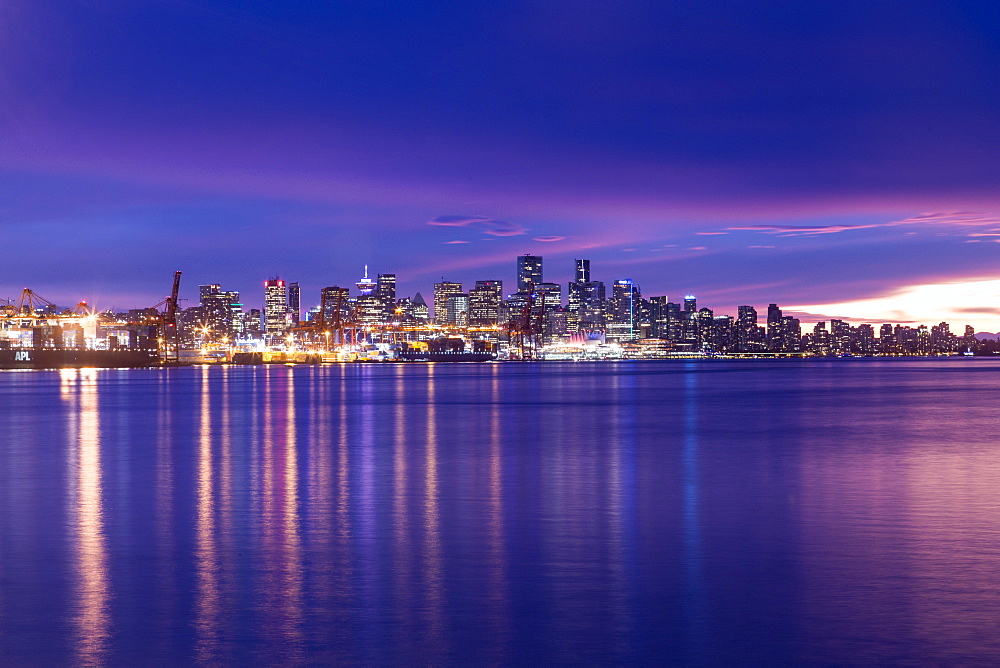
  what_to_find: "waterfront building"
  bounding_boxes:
[648,296,669,338]
[433,281,463,325]
[264,278,288,343]
[766,303,783,351]
[735,305,763,352]
[517,254,543,292]
[879,323,894,354]
[197,284,242,340]
[782,316,802,352]
[855,323,875,355]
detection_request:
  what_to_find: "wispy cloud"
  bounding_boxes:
[532,235,565,242]
[727,211,1000,237]
[727,223,878,236]
[442,240,469,244]
[427,215,527,236]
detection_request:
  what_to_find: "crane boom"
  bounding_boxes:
[161,271,182,364]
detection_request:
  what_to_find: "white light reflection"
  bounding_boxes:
[66,368,110,665]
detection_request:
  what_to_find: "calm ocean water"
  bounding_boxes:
[1,360,999,665]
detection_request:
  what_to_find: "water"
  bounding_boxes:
[1,360,999,665]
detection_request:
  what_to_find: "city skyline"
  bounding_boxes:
[3,3,999,329]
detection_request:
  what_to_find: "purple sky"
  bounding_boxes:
[2,1,999,328]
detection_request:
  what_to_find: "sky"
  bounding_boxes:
[2,1,999,330]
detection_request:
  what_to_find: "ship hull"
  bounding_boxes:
[398,352,496,362]
[0,349,159,370]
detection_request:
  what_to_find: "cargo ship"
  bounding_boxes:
[0,348,159,370]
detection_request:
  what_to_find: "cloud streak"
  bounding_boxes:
[427,215,528,237]
[727,211,1000,237]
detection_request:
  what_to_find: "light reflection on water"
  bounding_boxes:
[1,360,1000,664]
[65,368,109,666]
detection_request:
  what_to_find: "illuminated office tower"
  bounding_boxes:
[264,278,288,342]
[433,281,463,324]
[469,280,502,326]
[607,279,639,341]
[517,254,543,292]
[575,258,590,283]
[536,282,562,308]
[377,273,396,318]
[446,293,470,326]
[648,296,669,338]
[198,284,241,340]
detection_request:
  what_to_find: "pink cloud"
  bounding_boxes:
[442,240,469,244]
[532,235,565,242]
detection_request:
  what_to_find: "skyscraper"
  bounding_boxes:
[766,303,783,351]
[517,254,543,292]
[264,278,288,342]
[288,282,301,324]
[320,286,350,324]
[575,259,590,283]
[469,280,502,326]
[377,273,396,318]
[446,293,470,326]
[433,281,463,324]
[607,279,639,341]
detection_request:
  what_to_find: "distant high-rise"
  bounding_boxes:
[288,282,301,324]
[517,255,543,292]
[198,284,241,340]
[574,259,590,284]
[433,281,463,324]
[377,273,396,317]
[766,303,783,351]
[320,286,350,324]
[264,278,288,341]
[736,305,762,351]
[607,279,639,341]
